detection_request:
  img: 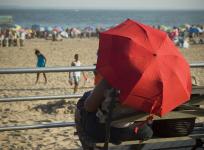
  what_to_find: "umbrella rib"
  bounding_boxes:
[157,34,168,51]
[131,58,164,104]
[132,94,152,100]
[160,58,190,97]
[132,92,162,102]
[130,38,154,55]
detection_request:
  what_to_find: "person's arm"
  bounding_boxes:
[79,61,87,80]
[84,79,111,112]
[44,56,47,64]
[82,71,88,80]
[69,62,74,78]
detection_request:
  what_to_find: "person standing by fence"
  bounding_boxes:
[35,49,47,84]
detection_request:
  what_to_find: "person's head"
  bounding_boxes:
[74,54,79,61]
[35,49,40,56]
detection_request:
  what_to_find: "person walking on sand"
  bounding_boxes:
[69,54,87,93]
[35,49,47,84]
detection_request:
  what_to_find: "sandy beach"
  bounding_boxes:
[0,38,204,150]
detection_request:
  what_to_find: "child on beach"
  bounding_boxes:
[69,54,87,93]
[35,49,47,84]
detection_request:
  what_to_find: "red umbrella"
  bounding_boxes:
[96,19,192,117]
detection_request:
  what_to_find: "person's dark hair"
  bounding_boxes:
[74,54,79,60]
[35,49,40,55]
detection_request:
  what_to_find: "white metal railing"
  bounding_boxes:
[0,94,83,102]
[0,62,204,74]
[189,62,204,68]
[0,66,95,74]
[0,63,204,132]
[0,122,75,132]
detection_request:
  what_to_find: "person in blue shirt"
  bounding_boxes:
[35,49,47,84]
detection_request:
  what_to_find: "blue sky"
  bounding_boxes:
[0,0,204,10]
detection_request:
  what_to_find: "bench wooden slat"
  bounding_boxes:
[111,94,204,123]
[96,86,204,148]
[96,127,204,147]
[189,95,204,105]
[96,135,203,147]
[192,86,204,94]
[112,109,204,123]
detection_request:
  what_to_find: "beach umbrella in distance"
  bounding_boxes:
[96,19,192,117]
[11,24,21,31]
[71,28,81,34]
[160,25,170,32]
[179,25,187,32]
[84,26,94,32]
[31,24,40,31]
[25,29,32,34]
[96,26,106,34]
[196,27,203,33]
[188,27,199,33]
[40,26,45,32]
[70,28,81,37]
[45,26,53,32]
[18,28,26,33]
[184,24,191,29]
[53,26,63,32]
[60,31,69,38]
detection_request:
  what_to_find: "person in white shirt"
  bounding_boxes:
[183,38,189,49]
[0,32,4,47]
[20,32,26,47]
[69,54,87,93]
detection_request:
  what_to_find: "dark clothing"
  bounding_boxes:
[76,91,153,144]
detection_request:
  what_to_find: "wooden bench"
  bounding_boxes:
[95,86,204,149]
[96,123,204,149]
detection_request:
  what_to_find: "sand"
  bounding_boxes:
[0,38,203,150]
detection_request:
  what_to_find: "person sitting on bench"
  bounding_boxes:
[75,78,153,149]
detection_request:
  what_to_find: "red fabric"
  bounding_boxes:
[94,73,103,85]
[169,32,176,40]
[96,19,192,117]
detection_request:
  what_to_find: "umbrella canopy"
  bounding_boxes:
[96,19,192,117]
[31,24,41,31]
[96,26,106,32]
[84,26,94,32]
[160,25,170,32]
[197,27,203,33]
[60,31,68,38]
[69,28,81,35]
[45,26,53,32]
[11,24,21,31]
[18,28,26,33]
[25,29,32,34]
[40,26,45,32]
[53,26,63,32]
[188,27,199,33]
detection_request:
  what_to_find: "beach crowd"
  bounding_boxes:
[0,23,204,93]
[0,24,204,48]
[0,29,26,47]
